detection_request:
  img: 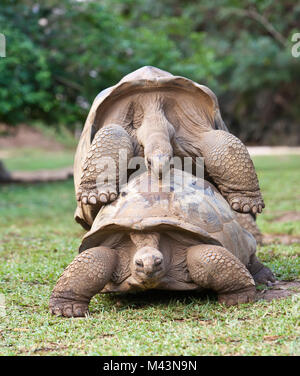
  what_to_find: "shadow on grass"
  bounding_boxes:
[90,281,300,314]
[94,289,217,311]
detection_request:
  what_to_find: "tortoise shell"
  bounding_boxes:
[80,170,256,267]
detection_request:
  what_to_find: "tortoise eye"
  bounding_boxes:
[154,258,162,266]
[135,259,143,267]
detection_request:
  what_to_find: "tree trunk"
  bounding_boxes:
[0,160,73,183]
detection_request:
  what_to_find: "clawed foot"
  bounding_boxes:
[227,192,265,214]
[252,266,276,286]
[49,297,89,318]
[77,183,118,206]
[218,286,256,306]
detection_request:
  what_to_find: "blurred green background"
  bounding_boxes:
[1,0,299,145]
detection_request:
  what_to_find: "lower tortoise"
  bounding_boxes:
[50,170,274,317]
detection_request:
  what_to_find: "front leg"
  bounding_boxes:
[198,130,264,214]
[49,247,116,317]
[187,244,256,306]
[77,124,134,205]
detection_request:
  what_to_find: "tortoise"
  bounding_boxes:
[74,66,264,231]
[50,170,274,317]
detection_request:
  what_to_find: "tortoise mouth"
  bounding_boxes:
[132,268,165,288]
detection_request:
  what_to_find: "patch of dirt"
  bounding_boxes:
[256,281,300,302]
[32,343,68,354]
[16,342,69,354]
[247,146,300,156]
[0,123,63,151]
[274,212,300,222]
[263,234,300,245]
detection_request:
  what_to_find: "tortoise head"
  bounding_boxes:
[132,246,166,288]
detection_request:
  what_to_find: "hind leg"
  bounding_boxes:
[49,247,116,317]
[247,253,276,286]
[77,124,134,205]
[187,244,256,305]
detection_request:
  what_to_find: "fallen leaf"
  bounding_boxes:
[225,338,241,343]
[13,328,29,332]
[197,320,213,325]
[264,335,280,342]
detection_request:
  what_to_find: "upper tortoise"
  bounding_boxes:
[74,66,264,229]
[50,170,274,317]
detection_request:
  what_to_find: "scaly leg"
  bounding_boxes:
[198,130,264,214]
[49,247,116,317]
[234,213,275,284]
[247,253,276,286]
[187,244,256,306]
[77,124,134,205]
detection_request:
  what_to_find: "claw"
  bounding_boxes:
[74,306,86,317]
[50,299,88,318]
[228,192,264,215]
[109,192,117,201]
[77,181,118,206]
[218,286,256,306]
[64,307,72,317]
[232,203,240,211]
[242,204,250,213]
[99,194,108,203]
[88,195,97,205]
[52,307,62,316]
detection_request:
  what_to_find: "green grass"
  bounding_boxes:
[3,148,74,171]
[0,155,299,355]
[254,155,300,235]
[32,122,79,150]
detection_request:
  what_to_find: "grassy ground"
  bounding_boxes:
[0,154,299,355]
[3,148,75,171]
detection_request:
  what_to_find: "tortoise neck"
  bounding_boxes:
[136,94,175,151]
[130,232,160,249]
